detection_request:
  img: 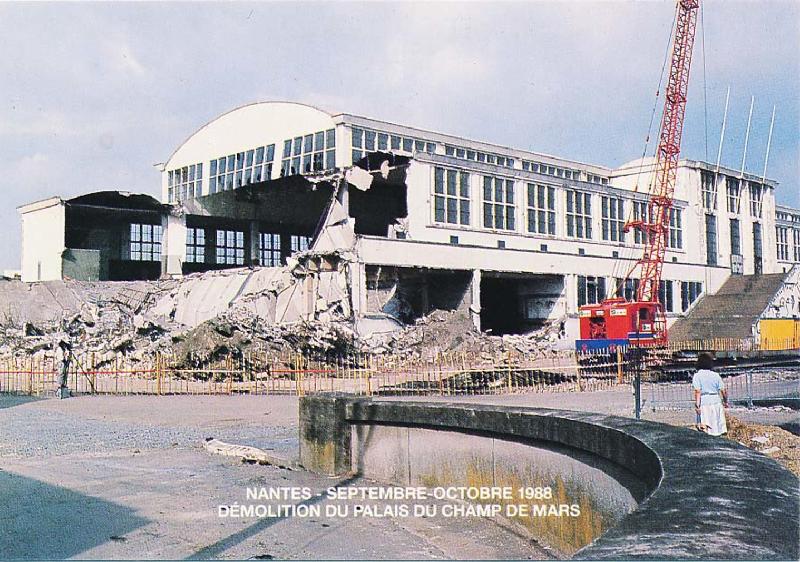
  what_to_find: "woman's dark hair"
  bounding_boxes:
[696,352,715,370]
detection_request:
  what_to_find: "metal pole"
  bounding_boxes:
[634,349,642,420]
[761,105,776,184]
[740,95,754,177]
[715,85,730,174]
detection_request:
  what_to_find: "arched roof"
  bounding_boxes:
[164,101,337,169]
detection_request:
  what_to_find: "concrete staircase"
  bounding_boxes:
[669,273,789,341]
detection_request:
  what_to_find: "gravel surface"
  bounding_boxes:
[0,394,546,560]
[0,395,298,460]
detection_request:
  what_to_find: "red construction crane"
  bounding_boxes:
[577,0,700,352]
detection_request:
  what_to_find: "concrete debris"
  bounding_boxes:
[726,416,800,476]
[0,253,567,371]
[362,309,566,361]
[203,438,297,469]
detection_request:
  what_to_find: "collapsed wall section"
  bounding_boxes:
[364,266,473,324]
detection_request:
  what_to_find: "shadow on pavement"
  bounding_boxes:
[0,395,43,410]
[0,470,149,559]
[186,474,361,560]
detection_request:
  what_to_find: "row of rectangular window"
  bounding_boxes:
[630,202,682,249]
[703,173,765,218]
[776,226,800,262]
[183,228,311,266]
[431,167,682,247]
[577,275,697,312]
[446,145,514,168]
[167,163,203,203]
[209,145,276,195]
[522,160,582,181]
[281,129,336,176]
[775,211,800,223]
[352,127,436,157]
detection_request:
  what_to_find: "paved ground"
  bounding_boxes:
[1,389,795,560]
[0,395,545,560]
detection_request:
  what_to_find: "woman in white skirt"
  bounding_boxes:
[692,352,729,436]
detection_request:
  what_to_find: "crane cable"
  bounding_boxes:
[609,6,677,297]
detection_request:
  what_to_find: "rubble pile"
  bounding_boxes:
[0,279,178,363]
[364,310,566,361]
[0,254,360,369]
[726,415,800,476]
[0,256,568,371]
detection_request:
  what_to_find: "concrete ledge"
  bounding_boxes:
[299,396,799,560]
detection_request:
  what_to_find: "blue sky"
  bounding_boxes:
[1,1,798,270]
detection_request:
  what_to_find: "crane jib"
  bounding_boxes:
[578,0,699,349]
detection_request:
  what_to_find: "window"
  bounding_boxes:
[482,176,515,230]
[705,214,717,266]
[210,145,274,193]
[186,227,206,264]
[681,281,703,312]
[354,128,434,161]
[259,233,281,267]
[615,278,639,301]
[658,280,674,312]
[632,201,650,244]
[749,182,763,218]
[216,230,244,265]
[168,162,203,202]
[130,224,162,262]
[726,177,741,214]
[794,229,800,262]
[777,226,789,261]
[601,196,625,242]
[526,183,556,235]
[730,218,741,256]
[448,146,513,167]
[433,167,470,225]
[586,173,609,185]
[701,171,717,210]
[753,222,763,275]
[578,276,606,307]
[290,235,311,253]
[667,208,683,249]
[566,190,592,239]
[282,130,335,176]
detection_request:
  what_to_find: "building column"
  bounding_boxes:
[162,212,186,278]
[249,221,260,266]
[469,269,482,331]
[349,261,367,319]
[565,274,578,315]
[337,179,350,216]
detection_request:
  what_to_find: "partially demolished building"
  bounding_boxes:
[16,101,800,339]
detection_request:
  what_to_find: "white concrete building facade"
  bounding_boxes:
[19,101,800,338]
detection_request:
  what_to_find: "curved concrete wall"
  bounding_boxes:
[299,396,799,560]
[352,423,647,555]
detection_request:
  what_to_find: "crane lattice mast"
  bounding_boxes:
[628,0,700,303]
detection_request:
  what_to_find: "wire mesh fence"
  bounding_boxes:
[645,367,800,411]
[1,339,796,402]
[0,346,637,398]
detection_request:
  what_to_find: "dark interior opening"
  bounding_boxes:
[480,277,524,335]
[480,274,565,335]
